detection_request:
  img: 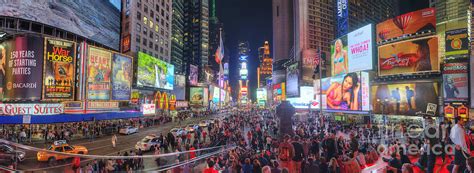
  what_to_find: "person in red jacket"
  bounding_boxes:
[189,146,196,160]
[72,156,81,173]
[204,160,218,173]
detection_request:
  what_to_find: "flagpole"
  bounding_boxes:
[318,42,323,123]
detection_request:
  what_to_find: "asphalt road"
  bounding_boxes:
[15,113,226,173]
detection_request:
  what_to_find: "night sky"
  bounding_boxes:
[217,0,429,102]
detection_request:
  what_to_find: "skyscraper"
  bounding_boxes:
[183,0,210,81]
[272,0,294,62]
[258,41,272,88]
[209,0,224,72]
[121,0,173,61]
[171,0,185,74]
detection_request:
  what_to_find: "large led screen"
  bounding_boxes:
[172,75,186,100]
[0,0,121,50]
[190,87,204,106]
[443,61,468,102]
[378,36,439,76]
[43,38,76,100]
[315,72,370,111]
[0,35,44,101]
[376,8,436,43]
[371,82,439,116]
[189,64,198,86]
[137,52,174,90]
[287,86,318,109]
[331,24,373,76]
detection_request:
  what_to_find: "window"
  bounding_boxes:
[149,41,153,49]
[137,1,141,8]
[143,27,147,35]
[143,38,147,46]
[277,6,279,17]
[156,5,159,11]
[136,23,141,32]
[64,146,74,151]
[54,147,63,152]
[137,11,141,20]
[144,5,148,13]
[136,34,141,42]
[136,46,140,52]
[149,32,153,38]
[149,20,153,28]
[143,16,148,25]
[155,44,159,51]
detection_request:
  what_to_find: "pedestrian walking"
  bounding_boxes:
[112,134,117,148]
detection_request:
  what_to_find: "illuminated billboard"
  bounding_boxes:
[111,53,133,100]
[287,86,318,109]
[87,46,112,100]
[443,61,468,102]
[376,8,436,43]
[314,72,370,111]
[43,38,76,101]
[445,28,469,56]
[378,36,439,76]
[172,75,186,100]
[331,24,373,76]
[0,1,121,50]
[0,35,44,101]
[286,62,299,97]
[371,82,439,116]
[190,87,204,106]
[336,0,348,37]
[137,52,174,90]
[189,64,198,86]
[273,82,286,102]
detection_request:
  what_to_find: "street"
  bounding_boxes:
[15,113,226,172]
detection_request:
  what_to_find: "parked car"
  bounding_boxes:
[198,120,210,127]
[119,126,139,135]
[135,135,160,151]
[170,127,187,136]
[0,143,25,166]
[37,140,88,163]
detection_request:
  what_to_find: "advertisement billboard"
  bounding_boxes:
[371,82,439,116]
[42,38,76,100]
[189,64,198,86]
[137,52,174,90]
[87,46,112,100]
[1,35,44,101]
[445,28,469,56]
[301,49,318,85]
[111,53,132,100]
[378,36,439,76]
[0,0,121,50]
[287,86,318,109]
[220,89,225,103]
[376,8,436,43]
[273,82,286,102]
[0,103,64,115]
[286,62,299,97]
[224,63,229,80]
[314,72,370,111]
[172,75,186,100]
[331,24,373,76]
[190,87,204,106]
[443,61,468,102]
[336,0,348,37]
[212,86,219,103]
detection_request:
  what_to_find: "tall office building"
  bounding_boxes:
[272,0,294,62]
[183,0,210,82]
[171,0,185,74]
[258,41,272,88]
[238,41,250,104]
[433,0,470,59]
[121,0,173,62]
[209,0,223,72]
[348,0,398,34]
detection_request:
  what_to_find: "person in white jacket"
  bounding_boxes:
[112,134,118,148]
[450,117,470,173]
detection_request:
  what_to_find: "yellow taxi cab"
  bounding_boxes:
[37,140,88,162]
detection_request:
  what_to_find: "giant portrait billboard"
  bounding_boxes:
[43,38,76,100]
[87,46,112,100]
[111,53,132,100]
[378,36,439,76]
[189,64,198,86]
[443,61,468,102]
[371,82,439,116]
[286,62,299,97]
[2,35,44,101]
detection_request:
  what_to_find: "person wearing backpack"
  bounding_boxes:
[278,135,294,171]
[292,136,305,173]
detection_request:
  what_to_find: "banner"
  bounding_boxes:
[376,8,436,43]
[87,101,119,109]
[301,49,318,85]
[190,87,204,106]
[371,82,439,116]
[43,38,76,100]
[445,28,469,56]
[87,46,112,100]
[287,86,317,109]
[336,0,348,37]
[331,24,373,76]
[443,61,468,102]
[189,64,198,86]
[111,53,132,100]
[0,103,64,115]
[314,72,370,111]
[3,35,44,101]
[286,62,299,97]
[378,36,439,76]
[141,104,156,115]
